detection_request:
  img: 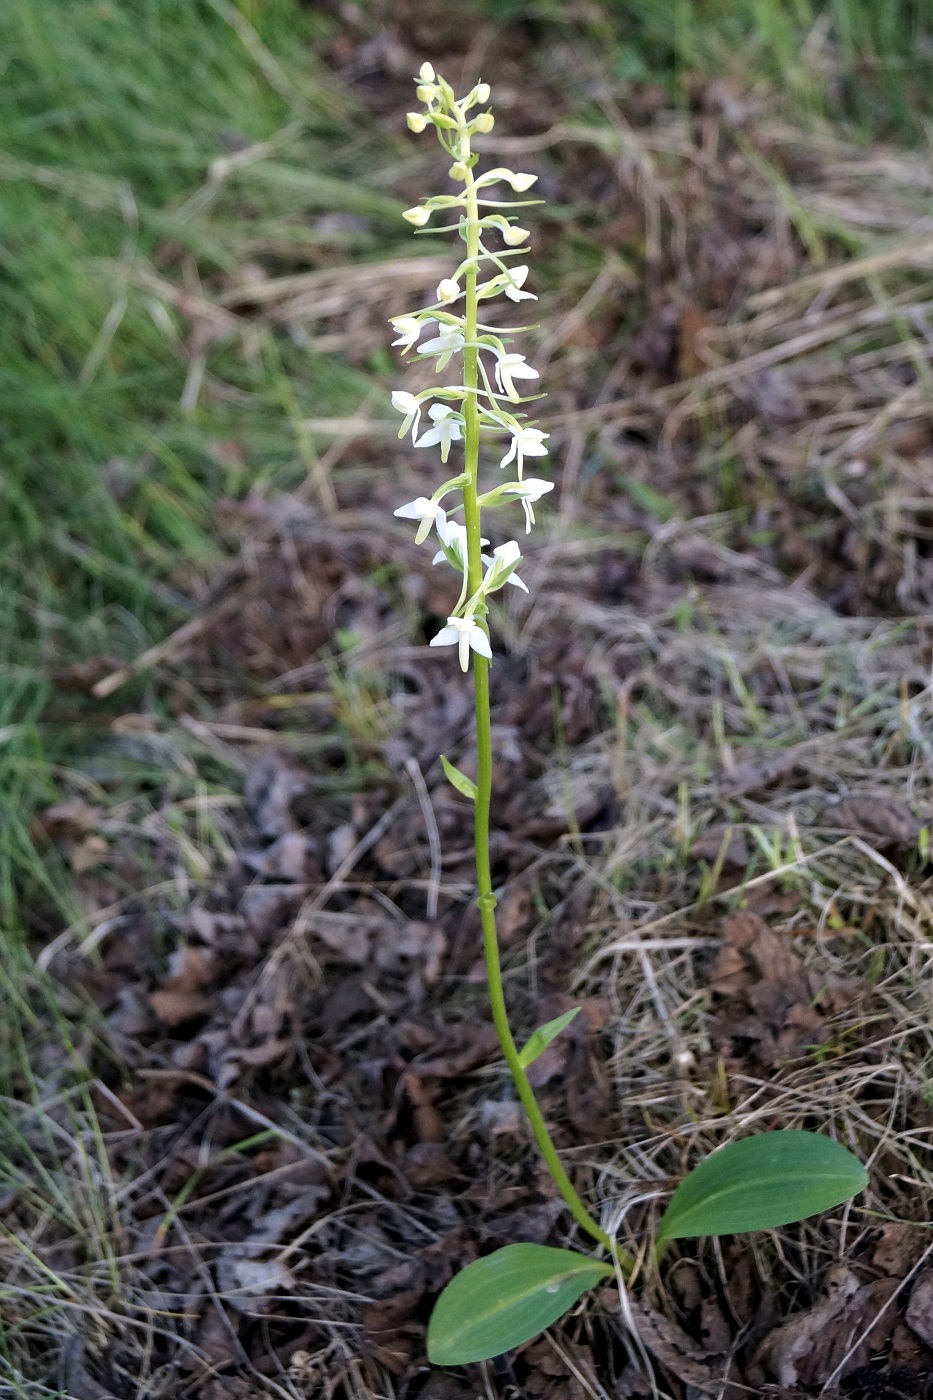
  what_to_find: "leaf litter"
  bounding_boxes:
[8,12,933,1400]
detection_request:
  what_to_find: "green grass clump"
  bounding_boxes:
[482,0,933,137]
[0,0,407,936]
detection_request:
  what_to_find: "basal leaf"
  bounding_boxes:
[440,754,477,801]
[656,1130,868,1248]
[517,1008,581,1068]
[427,1243,612,1366]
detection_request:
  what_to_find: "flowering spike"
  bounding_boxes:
[390,68,550,670]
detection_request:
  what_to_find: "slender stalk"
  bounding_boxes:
[457,129,618,1259]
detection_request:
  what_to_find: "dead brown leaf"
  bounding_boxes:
[827,795,924,848]
[710,911,861,1068]
[149,989,212,1027]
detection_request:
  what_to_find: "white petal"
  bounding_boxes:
[393,496,431,519]
[499,438,518,470]
[468,624,492,660]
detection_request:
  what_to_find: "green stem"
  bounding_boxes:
[457,130,625,1264]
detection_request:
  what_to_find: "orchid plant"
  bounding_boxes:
[389,65,867,1371]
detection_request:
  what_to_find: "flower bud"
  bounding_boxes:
[406,111,427,133]
[448,161,469,182]
[419,61,436,82]
[472,112,494,134]
[403,206,430,226]
[503,225,530,246]
[475,83,491,103]
[436,278,460,304]
[416,84,435,104]
[510,172,537,191]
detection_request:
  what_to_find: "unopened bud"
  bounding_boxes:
[416,84,435,104]
[475,83,491,103]
[419,62,436,82]
[510,172,537,191]
[436,278,460,304]
[473,112,494,134]
[406,111,427,133]
[503,225,530,246]
[403,206,430,227]
[448,161,469,182]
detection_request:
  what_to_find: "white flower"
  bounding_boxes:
[418,328,465,371]
[407,112,427,133]
[390,317,426,353]
[432,521,487,573]
[430,615,493,672]
[394,495,449,546]
[432,524,525,591]
[390,390,423,442]
[499,477,554,532]
[436,278,461,304]
[499,425,549,478]
[416,404,463,462]
[403,206,430,227]
[503,264,536,302]
[494,352,539,403]
[482,540,528,592]
[476,167,538,192]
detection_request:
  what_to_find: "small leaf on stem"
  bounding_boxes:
[655,1130,868,1249]
[427,1243,612,1365]
[517,1008,581,1068]
[440,754,477,801]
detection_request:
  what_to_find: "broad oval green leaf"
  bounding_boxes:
[656,1130,868,1248]
[517,1008,581,1069]
[427,1243,612,1366]
[440,754,477,801]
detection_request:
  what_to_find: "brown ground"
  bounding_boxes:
[7,14,933,1400]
